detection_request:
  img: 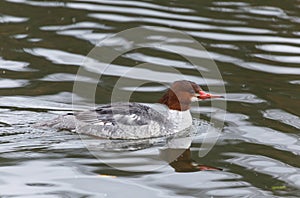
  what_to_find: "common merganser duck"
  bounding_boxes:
[47,80,222,139]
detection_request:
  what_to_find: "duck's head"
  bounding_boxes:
[159,80,223,111]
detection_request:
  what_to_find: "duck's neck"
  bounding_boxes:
[158,90,191,111]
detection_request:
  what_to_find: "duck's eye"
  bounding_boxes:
[189,89,195,94]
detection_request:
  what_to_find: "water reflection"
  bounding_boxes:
[78,121,221,173]
[164,148,221,172]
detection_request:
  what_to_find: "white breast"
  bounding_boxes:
[167,109,192,132]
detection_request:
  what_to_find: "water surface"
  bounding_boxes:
[1,0,300,197]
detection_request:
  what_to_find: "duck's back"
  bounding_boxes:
[75,102,173,139]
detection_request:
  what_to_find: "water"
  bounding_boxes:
[1,0,300,197]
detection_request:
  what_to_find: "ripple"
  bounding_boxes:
[254,54,300,64]
[213,112,250,126]
[242,126,298,145]
[83,60,224,85]
[24,48,84,66]
[89,13,270,34]
[234,14,279,22]
[40,73,96,83]
[6,0,66,7]
[83,0,194,13]
[26,182,57,187]
[56,30,108,44]
[249,160,277,167]
[120,86,167,92]
[256,44,300,54]
[263,166,296,174]
[24,47,224,85]
[12,34,27,39]
[206,188,254,197]
[225,153,300,188]
[61,177,163,198]
[0,160,92,197]
[0,14,28,23]
[151,170,243,187]
[210,44,239,50]
[239,62,300,75]
[0,57,31,72]
[89,13,216,30]
[89,13,135,22]
[69,2,197,19]
[223,26,274,34]
[40,21,112,31]
[263,109,300,129]
[227,126,300,154]
[207,51,300,74]
[0,96,74,111]
[208,7,240,13]
[189,31,300,45]
[30,40,223,84]
[69,2,244,25]
[124,52,208,71]
[225,93,266,104]
[242,6,286,17]
[0,79,28,88]
[288,174,300,188]
[27,38,42,42]
[146,171,269,197]
[289,80,300,85]
[212,2,250,6]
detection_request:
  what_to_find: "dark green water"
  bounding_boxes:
[1,0,300,197]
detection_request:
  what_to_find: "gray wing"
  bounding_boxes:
[75,102,167,126]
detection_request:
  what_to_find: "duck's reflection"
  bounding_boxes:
[83,133,222,173]
[160,148,222,172]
